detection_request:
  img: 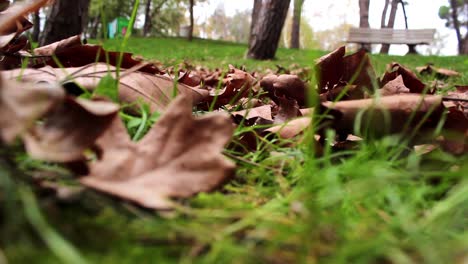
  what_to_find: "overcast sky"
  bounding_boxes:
[194,0,458,55]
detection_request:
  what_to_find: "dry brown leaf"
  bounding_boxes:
[33,35,83,56]
[274,97,301,124]
[0,76,65,143]
[379,75,410,96]
[315,47,376,99]
[207,65,255,108]
[416,64,461,79]
[80,95,235,209]
[178,70,202,87]
[0,0,47,39]
[265,117,311,140]
[320,94,444,139]
[23,97,119,162]
[33,43,162,74]
[380,63,426,94]
[231,105,273,121]
[315,46,346,93]
[444,85,468,117]
[260,74,307,106]
[1,63,209,112]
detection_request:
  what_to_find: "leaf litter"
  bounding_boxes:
[0,1,466,210]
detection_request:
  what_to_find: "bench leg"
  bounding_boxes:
[407,44,418,55]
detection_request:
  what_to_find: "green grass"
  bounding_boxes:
[2,37,468,264]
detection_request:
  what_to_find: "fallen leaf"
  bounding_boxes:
[207,65,255,108]
[380,63,426,94]
[178,70,202,87]
[0,0,47,39]
[23,97,119,162]
[1,63,209,112]
[33,43,162,75]
[416,64,461,79]
[439,107,468,155]
[260,74,307,106]
[274,97,301,124]
[265,117,311,139]
[341,48,376,98]
[0,76,65,143]
[320,94,444,139]
[231,105,273,121]
[315,47,376,99]
[80,95,235,209]
[33,35,83,56]
[379,75,410,96]
[315,46,345,93]
[444,85,468,117]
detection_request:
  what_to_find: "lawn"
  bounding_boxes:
[2,37,468,264]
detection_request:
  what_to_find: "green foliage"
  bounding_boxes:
[147,0,186,37]
[94,74,119,102]
[438,0,467,28]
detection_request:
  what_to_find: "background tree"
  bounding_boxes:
[31,11,40,42]
[88,0,134,39]
[358,0,371,50]
[247,0,291,60]
[380,0,399,54]
[290,0,304,49]
[248,0,263,46]
[143,0,173,37]
[40,0,90,46]
[439,0,467,54]
[188,0,194,41]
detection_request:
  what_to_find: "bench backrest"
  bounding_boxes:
[347,28,436,45]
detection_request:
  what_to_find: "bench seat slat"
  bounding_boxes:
[347,28,436,45]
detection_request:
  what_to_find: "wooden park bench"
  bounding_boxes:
[347,28,436,54]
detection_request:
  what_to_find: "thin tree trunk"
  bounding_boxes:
[143,0,152,37]
[380,0,390,28]
[380,0,398,54]
[90,15,100,39]
[358,0,371,51]
[39,0,90,46]
[399,0,408,29]
[449,0,464,54]
[290,0,304,49]
[32,11,40,42]
[462,35,468,55]
[247,0,291,60]
[188,0,194,41]
[249,0,262,47]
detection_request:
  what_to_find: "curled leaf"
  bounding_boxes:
[80,95,235,209]
[0,77,65,143]
[1,63,209,112]
[260,74,307,106]
[23,97,119,162]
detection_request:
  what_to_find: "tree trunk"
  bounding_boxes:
[399,0,408,29]
[39,0,90,46]
[463,35,468,55]
[32,11,40,42]
[188,0,194,41]
[247,0,291,60]
[143,0,152,37]
[449,0,464,54]
[90,15,100,39]
[290,0,304,49]
[380,0,398,54]
[380,0,390,28]
[249,0,263,47]
[358,0,371,51]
